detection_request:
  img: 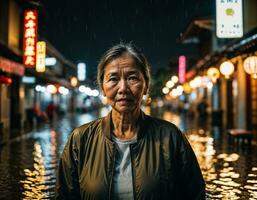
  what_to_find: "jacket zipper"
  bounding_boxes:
[109,144,116,200]
[130,144,136,200]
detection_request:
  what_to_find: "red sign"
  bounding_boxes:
[23,10,38,67]
[0,57,25,76]
[178,55,186,83]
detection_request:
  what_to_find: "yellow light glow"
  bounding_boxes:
[36,41,46,72]
[243,56,257,79]
[183,83,192,94]
[207,67,220,83]
[220,61,234,79]
[162,87,169,94]
[166,80,174,88]
[171,75,179,83]
[176,85,183,95]
[170,89,178,98]
[194,76,202,88]
[46,84,57,94]
[70,76,78,87]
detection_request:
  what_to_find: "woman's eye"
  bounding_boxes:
[108,77,118,82]
[128,76,138,81]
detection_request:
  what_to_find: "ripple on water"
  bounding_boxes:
[186,129,257,199]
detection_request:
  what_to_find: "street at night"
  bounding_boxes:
[0,107,257,199]
[1,0,257,199]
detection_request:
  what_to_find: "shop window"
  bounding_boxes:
[8,0,20,51]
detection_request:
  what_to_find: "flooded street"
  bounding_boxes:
[0,108,257,199]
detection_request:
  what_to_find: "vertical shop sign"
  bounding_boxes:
[178,55,186,84]
[216,0,243,38]
[36,41,46,72]
[23,10,38,67]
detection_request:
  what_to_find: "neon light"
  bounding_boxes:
[36,41,46,72]
[23,10,38,67]
[178,55,186,84]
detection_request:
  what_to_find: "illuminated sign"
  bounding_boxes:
[178,55,186,84]
[216,0,243,38]
[22,76,36,84]
[23,10,38,67]
[0,57,24,76]
[36,41,46,72]
[78,62,86,81]
[45,57,57,66]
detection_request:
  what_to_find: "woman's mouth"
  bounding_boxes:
[117,98,133,104]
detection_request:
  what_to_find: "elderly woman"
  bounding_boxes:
[56,43,205,200]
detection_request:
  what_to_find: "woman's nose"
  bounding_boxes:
[118,79,128,94]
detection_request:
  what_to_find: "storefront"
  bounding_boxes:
[0,56,24,140]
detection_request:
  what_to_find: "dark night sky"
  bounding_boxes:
[39,0,213,79]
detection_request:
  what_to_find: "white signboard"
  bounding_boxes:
[78,62,86,81]
[216,0,243,38]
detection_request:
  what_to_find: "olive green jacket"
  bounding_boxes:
[56,111,205,200]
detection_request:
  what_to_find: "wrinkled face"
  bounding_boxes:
[102,54,147,114]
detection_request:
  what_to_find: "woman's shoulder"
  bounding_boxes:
[70,118,103,140]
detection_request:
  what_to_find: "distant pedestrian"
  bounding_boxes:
[46,101,55,121]
[55,43,205,199]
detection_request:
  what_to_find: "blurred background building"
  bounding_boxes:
[163,0,257,142]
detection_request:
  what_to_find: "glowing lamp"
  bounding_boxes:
[70,76,78,87]
[170,89,178,98]
[243,56,257,79]
[46,84,57,94]
[162,87,169,94]
[171,75,178,83]
[183,83,192,94]
[194,76,202,88]
[166,80,174,88]
[219,61,234,79]
[207,67,220,83]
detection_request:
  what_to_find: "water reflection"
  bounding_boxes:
[20,142,48,199]
[0,109,257,199]
[185,129,257,199]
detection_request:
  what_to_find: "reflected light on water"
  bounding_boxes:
[245,167,257,199]
[20,142,48,199]
[185,129,257,199]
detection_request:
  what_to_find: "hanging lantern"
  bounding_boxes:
[243,56,257,79]
[207,67,220,83]
[0,76,12,85]
[219,61,234,79]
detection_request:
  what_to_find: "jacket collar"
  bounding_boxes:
[102,109,148,141]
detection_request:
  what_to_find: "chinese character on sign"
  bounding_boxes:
[23,10,38,67]
[36,41,46,72]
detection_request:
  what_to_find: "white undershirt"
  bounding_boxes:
[111,135,137,200]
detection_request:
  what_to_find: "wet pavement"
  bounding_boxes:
[0,107,257,199]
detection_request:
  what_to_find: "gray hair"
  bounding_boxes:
[97,43,151,92]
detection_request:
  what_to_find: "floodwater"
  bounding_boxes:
[0,107,256,199]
